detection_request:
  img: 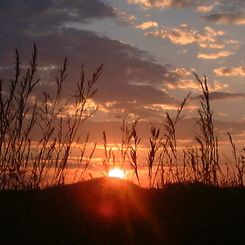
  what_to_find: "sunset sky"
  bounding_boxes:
[1,0,245,144]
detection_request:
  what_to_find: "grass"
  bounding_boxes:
[0,46,244,189]
[0,47,245,244]
[0,45,101,189]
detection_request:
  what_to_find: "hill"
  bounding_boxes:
[0,178,245,244]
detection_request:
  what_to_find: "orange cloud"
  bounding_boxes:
[171,67,192,77]
[196,4,214,13]
[128,0,197,9]
[146,24,225,48]
[214,66,245,77]
[166,79,228,92]
[143,103,178,111]
[136,21,158,30]
[199,43,225,49]
[166,79,200,90]
[197,51,233,59]
[115,8,136,24]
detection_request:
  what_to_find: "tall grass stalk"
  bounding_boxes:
[194,73,220,185]
[0,46,101,189]
[228,133,245,186]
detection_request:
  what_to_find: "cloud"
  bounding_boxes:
[167,79,200,90]
[171,67,192,77]
[115,8,136,24]
[0,0,117,60]
[202,1,245,25]
[1,27,179,119]
[199,43,225,49]
[166,79,228,92]
[197,51,233,59]
[145,24,225,48]
[196,4,214,13]
[204,13,245,25]
[79,117,245,144]
[166,66,228,93]
[192,92,245,101]
[127,0,245,18]
[136,21,158,30]
[0,0,117,35]
[224,39,240,46]
[0,0,182,120]
[128,0,245,26]
[214,66,245,77]
[128,0,201,9]
[2,0,116,20]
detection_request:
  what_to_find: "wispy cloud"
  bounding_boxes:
[145,24,225,48]
[167,79,228,92]
[128,0,245,26]
[115,8,136,24]
[171,67,192,77]
[199,43,225,49]
[167,79,200,90]
[224,39,240,47]
[214,66,245,77]
[197,50,233,59]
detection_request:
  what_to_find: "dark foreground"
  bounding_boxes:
[0,178,244,245]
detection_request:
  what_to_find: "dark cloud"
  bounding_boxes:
[203,13,245,25]
[192,92,245,101]
[202,0,245,25]
[0,0,179,120]
[0,0,116,50]
[214,0,245,12]
[0,0,116,63]
[0,0,116,34]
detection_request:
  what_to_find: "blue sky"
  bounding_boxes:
[1,0,245,136]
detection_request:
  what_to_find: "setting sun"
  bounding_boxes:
[108,168,125,179]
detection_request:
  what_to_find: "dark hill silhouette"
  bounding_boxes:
[0,178,245,244]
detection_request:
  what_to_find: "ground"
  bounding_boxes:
[0,178,245,244]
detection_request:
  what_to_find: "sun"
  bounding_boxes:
[108,167,125,179]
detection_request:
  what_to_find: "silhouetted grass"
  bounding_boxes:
[0,46,244,189]
[0,47,245,245]
[101,75,245,187]
[0,46,101,189]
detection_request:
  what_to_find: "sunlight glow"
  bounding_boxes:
[108,168,125,179]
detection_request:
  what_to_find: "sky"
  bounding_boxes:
[1,0,245,144]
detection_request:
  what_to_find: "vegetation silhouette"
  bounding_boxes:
[0,46,244,189]
[0,178,244,244]
[0,47,245,244]
[0,45,101,189]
